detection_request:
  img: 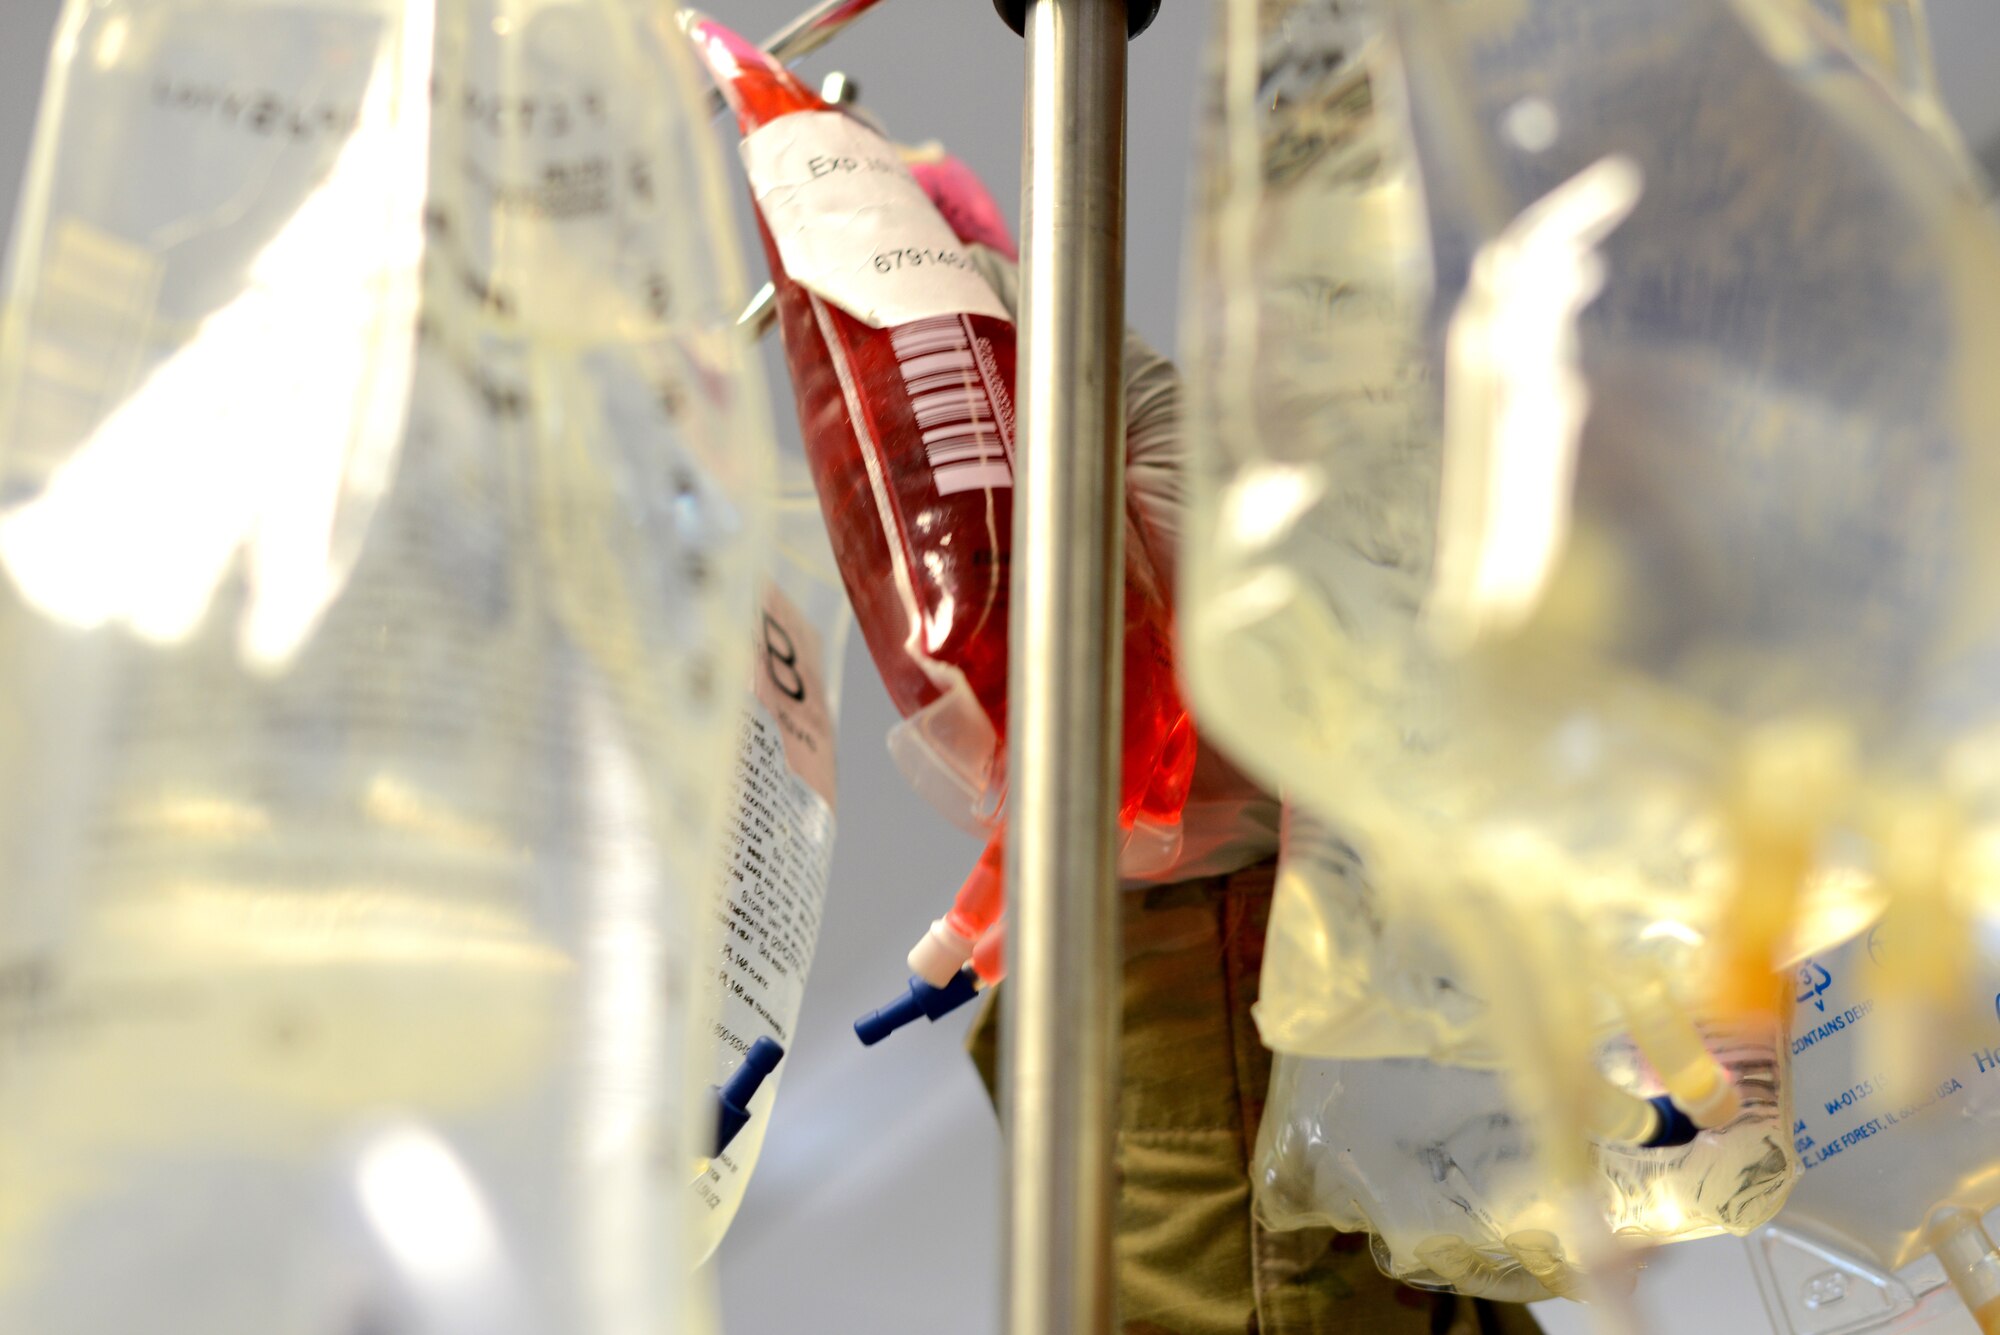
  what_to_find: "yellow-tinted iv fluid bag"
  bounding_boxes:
[0,0,772,1329]
[1187,0,2000,1103]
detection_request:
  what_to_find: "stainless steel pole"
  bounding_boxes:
[1002,1,1129,1332]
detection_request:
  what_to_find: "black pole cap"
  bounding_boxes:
[992,0,1163,38]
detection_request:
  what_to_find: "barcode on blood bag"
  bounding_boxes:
[888,315,1012,496]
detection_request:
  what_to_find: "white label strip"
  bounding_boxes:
[741,110,1010,329]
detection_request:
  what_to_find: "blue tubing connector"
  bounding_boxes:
[1639,1094,1701,1149]
[854,969,982,1046]
[713,1036,785,1157]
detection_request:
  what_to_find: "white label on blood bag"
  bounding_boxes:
[740,111,1009,328]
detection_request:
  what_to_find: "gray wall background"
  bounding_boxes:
[2,2,1998,1332]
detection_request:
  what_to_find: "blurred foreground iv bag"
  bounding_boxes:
[1184,0,2000,1298]
[0,0,771,1330]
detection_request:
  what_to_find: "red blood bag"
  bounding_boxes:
[690,17,1195,982]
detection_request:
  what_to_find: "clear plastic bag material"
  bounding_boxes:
[690,16,1196,872]
[1806,0,1976,170]
[1751,1212,2000,1335]
[1749,913,2000,1335]
[1187,0,2000,1135]
[1256,1027,1792,1302]
[0,0,770,1329]
[1765,922,2000,1305]
[1253,810,1796,1299]
[692,458,849,1256]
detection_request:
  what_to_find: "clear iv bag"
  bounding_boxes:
[0,1,771,1330]
[1785,928,2000,1270]
[1807,0,1976,170]
[1256,1036,1792,1302]
[1743,918,2000,1335]
[1186,0,2000,1091]
[1252,812,1796,1299]
[692,456,850,1257]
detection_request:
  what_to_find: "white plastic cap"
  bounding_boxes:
[907,918,977,987]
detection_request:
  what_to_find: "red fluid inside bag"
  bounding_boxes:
[692,17,1195,875]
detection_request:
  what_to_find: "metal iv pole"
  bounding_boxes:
[993,0,1160,1329]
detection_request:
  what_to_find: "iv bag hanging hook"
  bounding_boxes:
[734,71,862,340]
[712,0,887,340]
[704,0,889,118]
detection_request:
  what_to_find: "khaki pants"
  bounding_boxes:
[968,861,1546,1335]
